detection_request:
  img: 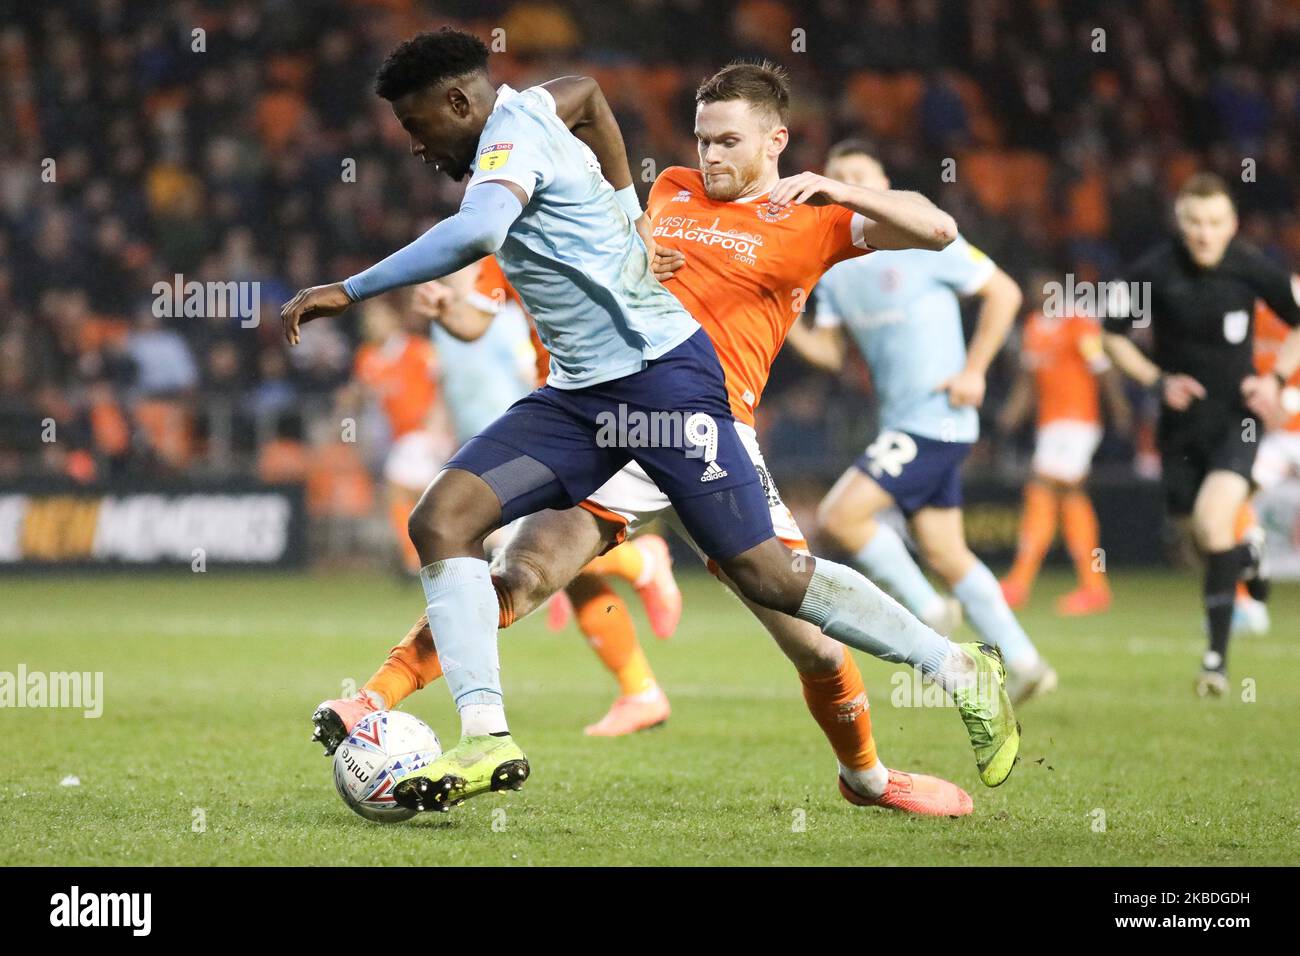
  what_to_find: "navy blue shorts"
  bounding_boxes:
[446,329,774,561]
[854,429,972,517]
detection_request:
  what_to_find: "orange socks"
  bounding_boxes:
[798,655,878,772]
[1234,501,1255,540]
[1061,490,1107,593]
[362,570,657,709]
[363,614,442,709]
[568,572,656,696]
[1233,503,1257,602]
[1005,481,1059,593]
[581,539,647,585]
[387,490,420,574]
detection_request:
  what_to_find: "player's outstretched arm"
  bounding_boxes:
[1099,368,1133,435]
[1101,331,1159,387]
[940,267,1021,407]
[411,268,495,343]
[996,366,1035,436]
[1101,331,1204,411]
[768,172,956,251]
[785,315,845,372]
[280,182,522,345]
[1241,254,1300,419]
[1244,323,1300,421]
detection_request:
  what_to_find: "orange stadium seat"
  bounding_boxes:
[89,396,131,459]
[844,72,925,141]
[307,442,375,518]
[255,89,308,153]
[258,437,312,485]
[950,74,1001,147]
[960,150,1050,217]
[1062,162,1110,239]
[1164,152,1201,194]
[133,399,194,471]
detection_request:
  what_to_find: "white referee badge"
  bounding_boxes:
[1223,309,1249,344]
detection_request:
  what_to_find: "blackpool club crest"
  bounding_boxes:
[756,200,794,223]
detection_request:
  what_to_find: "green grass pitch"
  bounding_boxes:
[2,568,1297,866]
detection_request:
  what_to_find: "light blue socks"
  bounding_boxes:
[853,524,945,620]
[952,561,1039,669]
[796,558,951,676]
[419,557,508,735]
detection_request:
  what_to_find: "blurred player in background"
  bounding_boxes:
[420,258,537,440]
[349,297,453,574]
[997,274,1131,615]
[1227,299,1300,636]
[1251,301,1300,494]
[1102,173,1300,696]
[787,142,1056,706]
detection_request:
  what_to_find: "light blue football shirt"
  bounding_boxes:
[814,235,996,444]
[431,299,535,443]
[465,85,699,390]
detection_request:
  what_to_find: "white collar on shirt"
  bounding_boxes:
[493,84,518,111]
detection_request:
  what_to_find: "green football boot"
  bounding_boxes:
[951,642,1020,787]
[392,733,530,813]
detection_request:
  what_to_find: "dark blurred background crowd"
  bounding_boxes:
[3,0,1300,525]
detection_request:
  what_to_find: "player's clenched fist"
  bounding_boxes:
[938,366,987,408]
[280,282,352,345]
[1241,373,1282,424]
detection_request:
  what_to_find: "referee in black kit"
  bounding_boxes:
[1103,172,1300,695]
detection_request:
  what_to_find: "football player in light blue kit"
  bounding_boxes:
[413,269,536,443]
[788,141,1055,705]
[282,34,1019,812]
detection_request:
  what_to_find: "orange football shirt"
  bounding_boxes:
[647,166,871,426]
[1253,299,1300,433]
[1021,310,1107,426]
[353,335,439,438]
[473,255,550,388]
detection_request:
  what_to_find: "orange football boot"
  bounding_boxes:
[583,687,671,736]
[838,769,974,817]
[633,535,682,639]
[999,578,1029,610]
[311,691,380,755]
[546,590,574,632]
[1056,587,1111,616]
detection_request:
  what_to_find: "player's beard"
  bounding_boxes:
[702,152,767,202]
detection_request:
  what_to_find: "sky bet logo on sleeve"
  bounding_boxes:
[478,142,513,171]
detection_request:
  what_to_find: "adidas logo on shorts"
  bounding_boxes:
[701,461,728,482]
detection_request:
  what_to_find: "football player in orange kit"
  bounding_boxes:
[350,297,453,574]
[314,60,1007,816]
[998,276,1132,615]
[1226,299,1300,636]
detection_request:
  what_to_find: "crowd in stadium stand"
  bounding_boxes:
[3,0,1299,531]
